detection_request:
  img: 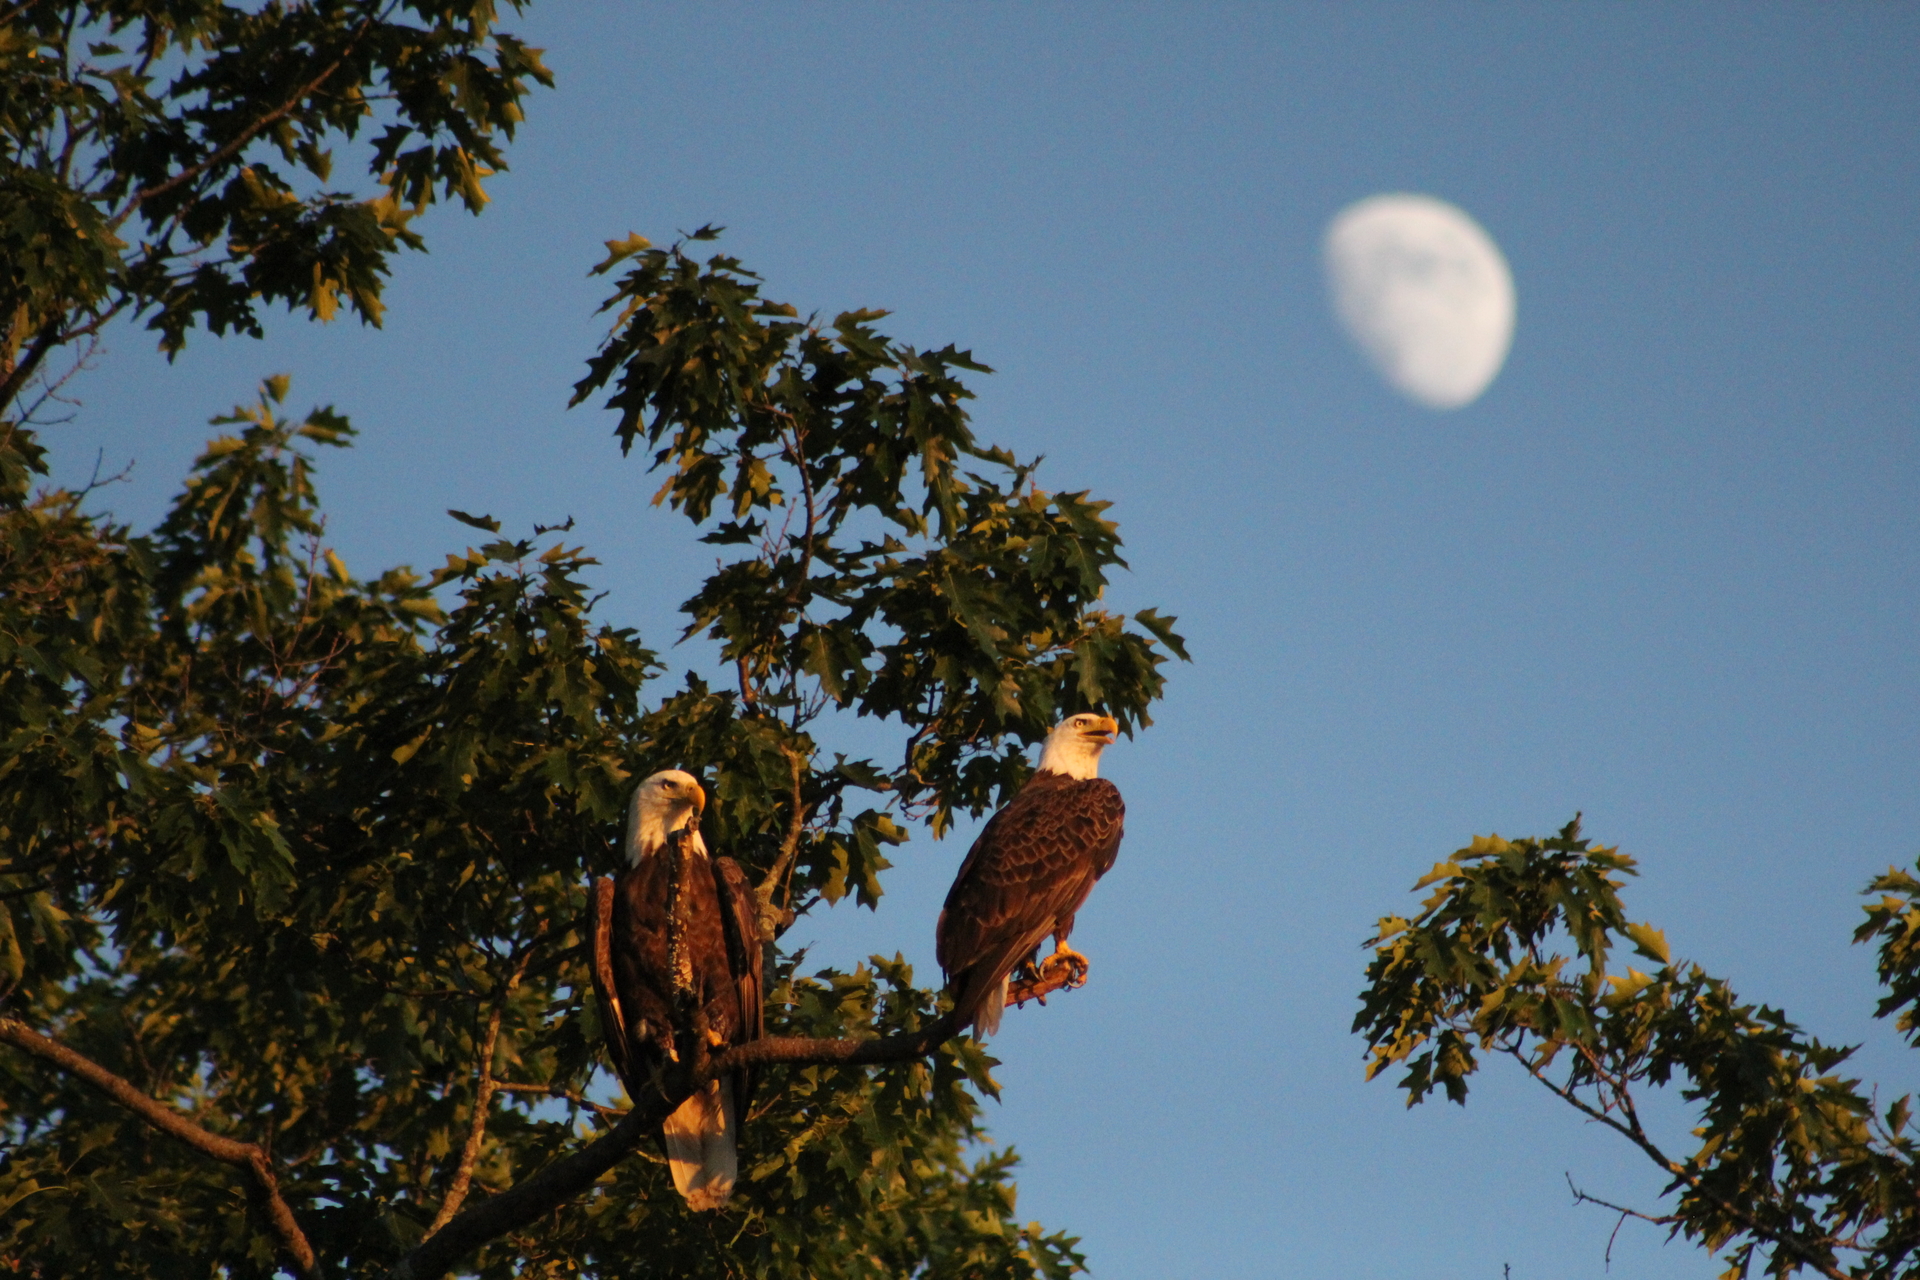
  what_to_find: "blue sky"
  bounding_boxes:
[46,5,1920,1277]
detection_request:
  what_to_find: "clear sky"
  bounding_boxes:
[45,5,1920,1278]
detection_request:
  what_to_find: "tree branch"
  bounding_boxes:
[1006,960,1086,1008]
[1565,1174,1676,1267]
[492,1080,623,1117]
[735,653,759,712]
[755,747,809,936]
[1510,1044,1852,1280]
[389,892,1095,1278]
[0,1017,317,1278]
[779,418,817,608]
[424,999,505,1236]
[389,1012,960,1280]
[388,1102,665,1280]
[0,315,66,424]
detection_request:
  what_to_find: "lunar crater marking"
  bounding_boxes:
[1323,193,1515,410]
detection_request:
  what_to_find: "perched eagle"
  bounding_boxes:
[589,769,763,1210]
[936,714,1126,1037]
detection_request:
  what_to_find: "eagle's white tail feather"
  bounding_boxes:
[973,973,1010,1038]
[662,1079,737,1210]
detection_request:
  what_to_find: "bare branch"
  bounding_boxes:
[423,1000,505,1236]
[755,747,810,935]
[0,1018,317,1278]
[1565,1174,1675,1267]
[1506,1045,1676,1172]
[17,332,107,429]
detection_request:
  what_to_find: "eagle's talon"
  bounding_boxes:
[1036,944,1090,989]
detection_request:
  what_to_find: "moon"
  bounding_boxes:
[1323,194,1515,410]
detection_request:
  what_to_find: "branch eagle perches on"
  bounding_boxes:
[388,874,1094,1280]
[0,995,1004,1280]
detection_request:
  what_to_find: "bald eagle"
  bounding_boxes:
[936,714,1126,1037]
[589,770,763,1210]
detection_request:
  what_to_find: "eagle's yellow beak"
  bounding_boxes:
[1086,715,1119,745]
[689,781,707,817]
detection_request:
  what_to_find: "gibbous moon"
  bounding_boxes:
[1323,194,1515,410]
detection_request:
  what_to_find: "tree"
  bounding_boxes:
[0,223,1187,1277]
[0,12,1187,1269]
[0,0,553,489]
[1355,819,1920,1280]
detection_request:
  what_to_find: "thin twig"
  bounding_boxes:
[0,1018,317,1277]
[779,418,818,608]
[491,1081,623,1118]
[1566,1173,1675,1267]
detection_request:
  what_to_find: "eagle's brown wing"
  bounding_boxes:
[588,877,631,1087]
[708,857,764,1036]
[936,773,1125,1031]
[707,855,765,1107]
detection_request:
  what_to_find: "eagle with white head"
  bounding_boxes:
[936,714,1126,1037]
[589,769,763,1210]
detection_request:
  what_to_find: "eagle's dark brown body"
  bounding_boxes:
[590,828,762,1209]
[599,837,762,1087]
[936,768,1125,1034]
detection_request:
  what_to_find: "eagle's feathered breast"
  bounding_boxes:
[604,841,760,1079]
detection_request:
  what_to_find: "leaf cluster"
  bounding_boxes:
[1356,819,1920,1280]
[572,231,1184,842]
[0,0,554,444]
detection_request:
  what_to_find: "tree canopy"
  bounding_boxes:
[1356,820,1920,1280]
